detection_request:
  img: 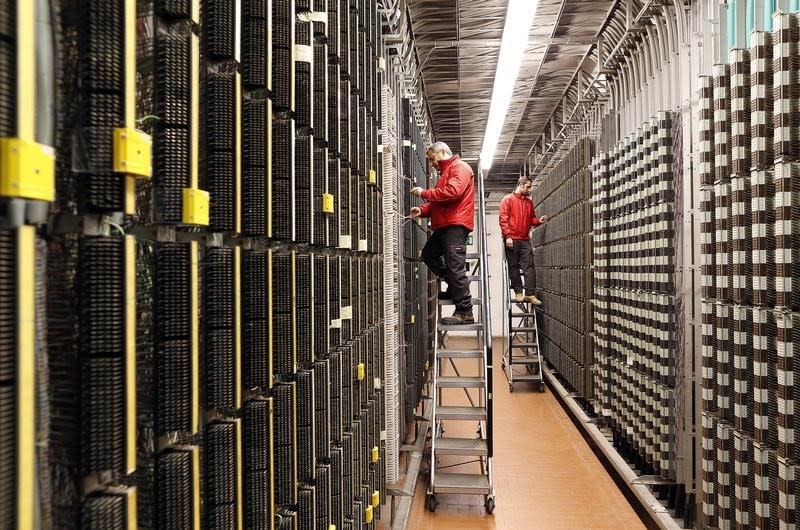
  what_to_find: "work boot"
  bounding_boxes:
[523,294,542,305]
[514,291,524,303]
[440,312,475,325]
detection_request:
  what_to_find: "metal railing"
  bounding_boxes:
[475,167,494,463]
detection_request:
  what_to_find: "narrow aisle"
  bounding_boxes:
[407,339,645,530]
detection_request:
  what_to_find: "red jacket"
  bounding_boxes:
[499,192,542,240]
[418,155,475,231]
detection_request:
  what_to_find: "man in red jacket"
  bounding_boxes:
[408,142,475,325]
[499,176,548,305]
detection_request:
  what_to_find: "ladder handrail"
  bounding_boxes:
[475,167,493,459]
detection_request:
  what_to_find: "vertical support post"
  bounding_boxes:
[16,226,35,530]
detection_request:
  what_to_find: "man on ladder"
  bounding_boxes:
[407,141,475,325]
[499,176,548,305]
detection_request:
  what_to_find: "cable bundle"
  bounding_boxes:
[328,61,341,156]
[296,369,316,484]
[204,0,236,59]
[714,64,732,183]
[206,71,237,232]
[0,4,14,137]
[243,250,270,391]
[730,49,752,176]
[779,455,798,527]
[296,134,313,244]
[205,247,237,411]
[296,254,313,368]
[730,176,752,304]
[715,421,734,528]
[299,486,316,528]
[295,10,313,130]
[272,0,295,112]
[328,255,341,347]
[772,12,800,161]
[777,313,800,462]
[243,92,269,236]
[701,301,716,415]
[206,421,239,528]
[313,147,329,246]
[733,306,753,435]
[339,79,351,164]
[78,237,126,473]
[154,243,192,433]
[272,117,295,241]
[349,93,361,174]
[154,29,192,223]
[276,511,297,529]
[313,359,331,461]
[244,398,274,530]
[733,431,755,528]
[80,492,128,529]
[329,446,343,530]
[752,308,778,448]
[313,42,328,142]
[272,253,295,375]
[774,162,800,309]
[313,255,329,355]
[316,464,331,530]
[340,256,352,340]
[751,169,776,307]
[242,0,268,89]
[328,350,343,443]
[156,449,195,529]
[701,412,718,529]
[327,157,340,243]
[752,441,779,527]
[751,31,774,169]
[341,433,353,517]
[273,382,298,507]
[0,231,14,384]
[714,181,732,302]
[340,344,353,426]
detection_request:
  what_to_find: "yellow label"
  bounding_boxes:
[357,363,365,381]
[365,505,373,524]
[0,138,55,201]
[182,188,210,225]
[113,128,152,177]
[409,315,415,324]
[368,169,376,184]
[322,193,335,213]
[371,446,379,463]
[372,490,380,507]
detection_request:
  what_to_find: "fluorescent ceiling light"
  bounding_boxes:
[479,0,538,172]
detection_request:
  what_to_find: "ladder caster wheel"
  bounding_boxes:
[508,381,514,393]
[538,382,546,393]
[427,494,438,512]
[485,497,495,514]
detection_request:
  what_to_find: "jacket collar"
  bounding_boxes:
[437,154,460,173]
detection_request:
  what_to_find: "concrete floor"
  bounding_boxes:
[394,338,645,530]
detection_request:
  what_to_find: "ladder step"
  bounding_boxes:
[511,312,537,317]
[467,275,481,281]
[512,327,538,332]
[508,357,540,364]
[438,297,481,306]
[433,472,490,495]
[435,437,488,456]
[437,349,484,359]
[510,342,538,348]
[510,374,543,382]
[438,323,484,332]
[436,376,485,388]
[465,253,481,259]
[435,406,487,421]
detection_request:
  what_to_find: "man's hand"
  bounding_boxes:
[410,187,424,197]
[539,215,549,223]
[505,237,514,249]
[408,207,421,218]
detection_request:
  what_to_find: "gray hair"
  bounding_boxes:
[427,141,452,156]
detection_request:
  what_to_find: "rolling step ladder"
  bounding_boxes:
[501,257,545,393]
[426,168,495,514]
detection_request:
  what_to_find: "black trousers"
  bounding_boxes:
[505,239,536,295]
[421,226,472,313]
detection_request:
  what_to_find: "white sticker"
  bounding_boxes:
[297,11,328,24]
[402,140,411,146]
[330,318,342,329]
[380,430,387,441]
[374,378,382,390]
[294,44,313,64]
[377,57,386,72]
[341,306,353,320]
[339,235,352,248]
[359,239,368,252]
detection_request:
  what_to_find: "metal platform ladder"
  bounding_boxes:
[426,167,495,514]
[500,256,545,393]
